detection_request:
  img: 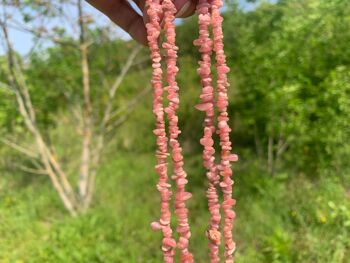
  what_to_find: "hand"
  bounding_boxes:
[86,0,197,45]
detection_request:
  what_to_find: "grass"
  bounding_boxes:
[0,152,349,262]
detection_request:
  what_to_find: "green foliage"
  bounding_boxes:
[227,0,350,173]
[0,57,22,134]
[1,0,350,261]
[2,0,350,173]
[1,152,349,262]
[170,0,350,174]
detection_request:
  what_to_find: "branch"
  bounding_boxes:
[1,138,39,159]
[276,137,290,158]
[78,0,93,201]
[1,14,78,215]
[0,19,36,123]
[101,45,142,127]
[35,134,78,216]
[13,164,48,175]
[105,114,129,134]
[62,89,83,132]
[81,48,143,210]
[108,85,151,123]
[267,135,274,175]
[0,81,15,93]
[5,19,78,48]
[105,85,151,134]
[132,56,151,67]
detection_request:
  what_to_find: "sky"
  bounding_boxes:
[0,0,258,56]
[0,2,116,55]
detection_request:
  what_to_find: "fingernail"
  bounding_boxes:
[176,1,191,18]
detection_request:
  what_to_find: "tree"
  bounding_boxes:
[0,0,145,215]
[222,0,350,174]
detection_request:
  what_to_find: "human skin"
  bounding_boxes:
[86,0,197,45]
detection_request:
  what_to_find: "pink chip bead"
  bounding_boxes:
[200,137,214,147]
[177,192,192,201]
[195,102,212,111]
[177,178,188,186]
[226,210,236,219]
[228,154,238,162]
[163,237,177,248]
[172,152,183,162]
[178,237,189,250]
[193,38,203,46]
[177,225,189,234]
[222,198,236,206]
[217,65,230,74]
[212,215,221,222]
[151,221,163,231]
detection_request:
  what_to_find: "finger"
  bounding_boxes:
[141,0,196,25]
[174,0,197,18]
[132,0,146,12]
[86,0,148,46]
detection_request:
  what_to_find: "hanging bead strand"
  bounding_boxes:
[162,0,194,261]
[146,0,176,262]
[194,0,221,262]
[211,0,238,261]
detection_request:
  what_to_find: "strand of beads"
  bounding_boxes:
[162,0,194,261]
[146,0,176,262]
[211,0,238,261]
[146,0,237,261]
[194,0,221,262]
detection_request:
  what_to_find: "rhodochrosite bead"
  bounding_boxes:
[212,0,237,261]
[194,0,222,262]
[145,0,237,261]
[145,0,176,262]
[162,0,193,261]
[146,0,194,261]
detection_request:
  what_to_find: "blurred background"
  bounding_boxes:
[0,0,349,262]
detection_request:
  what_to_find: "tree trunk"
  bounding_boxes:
[254,123,263,158]
[77,0,93,205]
[267,135,274,175]
[1,2,141,214]
[1,16,77,216]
